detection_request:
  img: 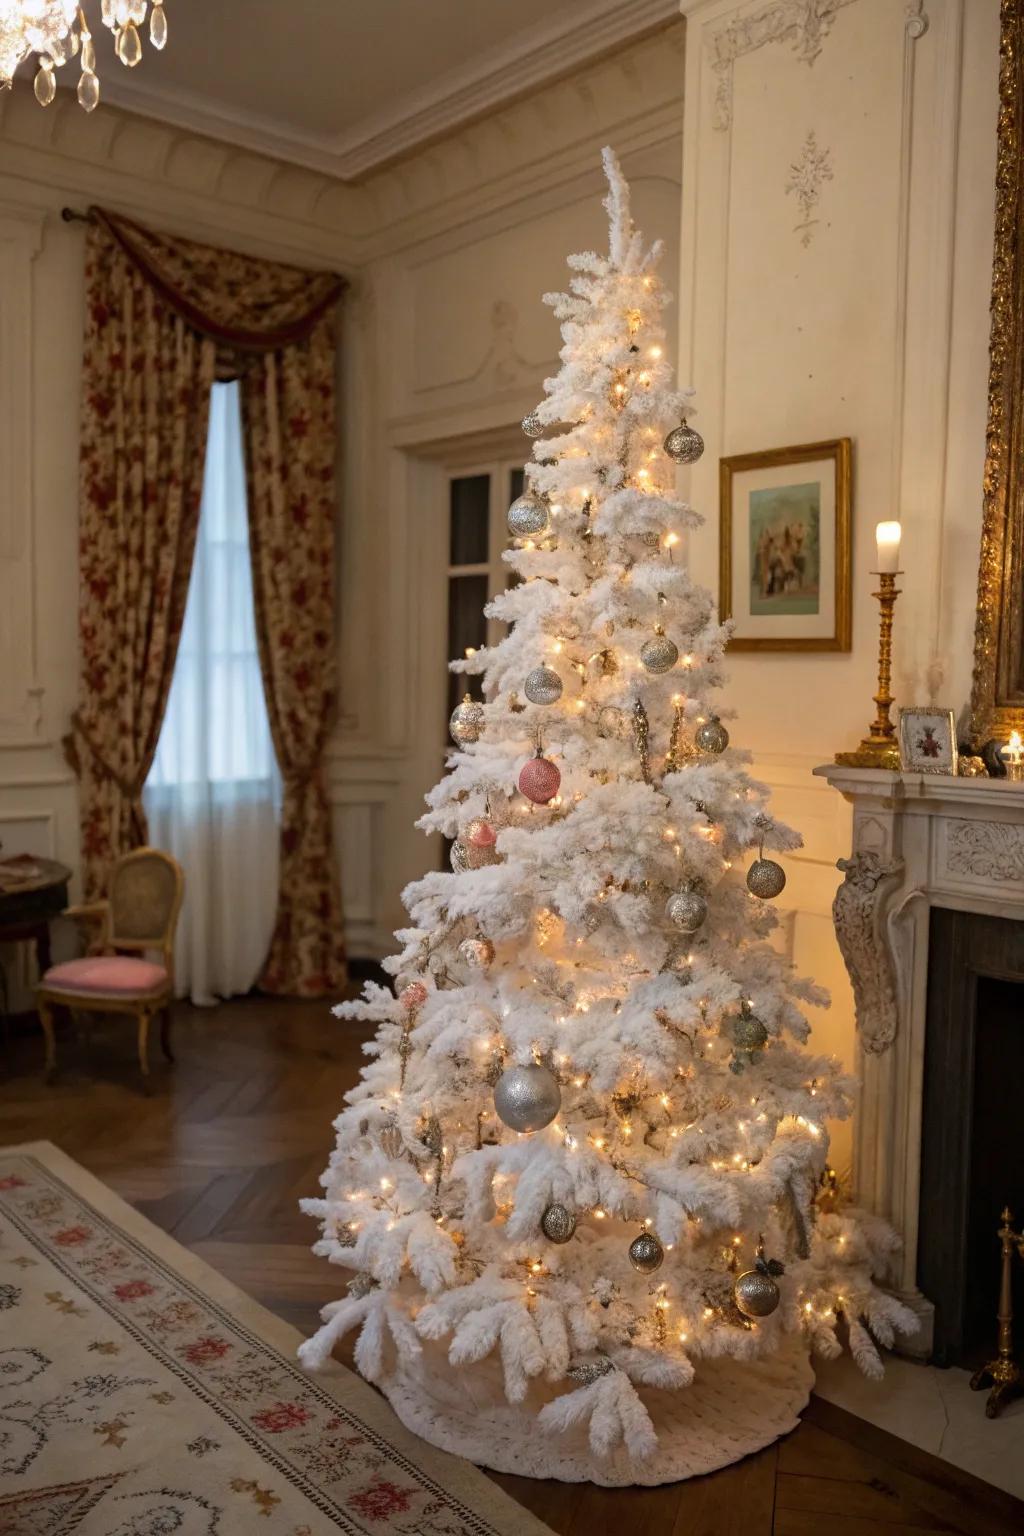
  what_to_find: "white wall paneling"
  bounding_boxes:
[678,0,999,1167]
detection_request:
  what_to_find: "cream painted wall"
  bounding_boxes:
[677,0,999,1166]
[0,24,686,989]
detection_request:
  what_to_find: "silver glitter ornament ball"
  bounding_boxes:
[450,840,471,873]
[450,694,485,746]
[541,1203,577,1244]
[628,1231,665,1274]
[524,665,563,706]
[695,716,729,754]
[507,491,549,539]
[522,409,544,438]
[493,1063,561,1133]
[640,629,679,675]
[459,936,495,969]
[663,420,705,465]
[733,1267,781,1318]
[732,1011,768,1053]
[746,857,786,900]
[666,888,708,933]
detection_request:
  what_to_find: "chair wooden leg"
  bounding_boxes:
[37,998,57,1083]
[137,1009,152,1094]
[159,1005,174,1063]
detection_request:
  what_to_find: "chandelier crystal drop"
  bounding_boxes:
[0,0,168,113]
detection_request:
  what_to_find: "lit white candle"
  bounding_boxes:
[875,520,902,573]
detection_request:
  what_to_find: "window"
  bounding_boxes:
[147,381,277,792]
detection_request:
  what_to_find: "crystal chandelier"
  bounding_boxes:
[0,1,168,113]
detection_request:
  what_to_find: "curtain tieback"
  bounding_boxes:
[64,712,147,799]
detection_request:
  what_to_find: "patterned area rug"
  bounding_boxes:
[0,1141,551,1536]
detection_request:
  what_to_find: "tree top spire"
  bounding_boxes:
[601,144,634,268]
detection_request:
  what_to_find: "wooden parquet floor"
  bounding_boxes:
[1,994,1019,1536]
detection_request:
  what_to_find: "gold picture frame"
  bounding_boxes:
[719,438,852,652]
[971,0,1024,747]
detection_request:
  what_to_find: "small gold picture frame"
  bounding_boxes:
[719,438,852,652]
[897,707,958,776]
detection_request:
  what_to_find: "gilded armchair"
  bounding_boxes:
[36,847,184,1091]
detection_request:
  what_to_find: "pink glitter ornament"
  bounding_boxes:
[466,817,497,848]
[518,751,561,805]
[400,981,428,1012]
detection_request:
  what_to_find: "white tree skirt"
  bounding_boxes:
[380,1334,815,1487]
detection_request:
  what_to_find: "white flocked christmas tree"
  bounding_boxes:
[300,149,915,1484]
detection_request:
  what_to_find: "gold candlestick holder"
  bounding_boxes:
[836,571,902,769]
[970,1207,1024,1418]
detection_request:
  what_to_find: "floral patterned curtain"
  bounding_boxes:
[71,209,346,997]
[69,220,215,902]
[242,317,347,996]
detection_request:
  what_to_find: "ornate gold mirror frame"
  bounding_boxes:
[972,0,1024,747]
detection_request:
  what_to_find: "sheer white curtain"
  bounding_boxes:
[145,381,280,1005]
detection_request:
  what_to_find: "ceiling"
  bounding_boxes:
[82,0,678,179]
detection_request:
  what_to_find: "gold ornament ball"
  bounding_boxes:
[450,694,485,746]
[450,840,472,873]
[733,1267,780,1318]
[628,1231,665,1274]
[541,1203,577,1243]
[695,716,729,754]
[524,665,564,706]
[640,629,679,675]
[459,936,495,969]
[663,421,705,465]
[466,816,496,848]
[522,409,544,438]
[666,888,708,932]
[732,1011,768,1053]
[507,491,550,539]
[746,857,786,900]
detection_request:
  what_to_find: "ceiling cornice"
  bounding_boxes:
[96,0,679,181]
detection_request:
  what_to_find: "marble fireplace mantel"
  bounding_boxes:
[813,765,1024,1354]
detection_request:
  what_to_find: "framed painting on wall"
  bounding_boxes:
[719,438,852,651]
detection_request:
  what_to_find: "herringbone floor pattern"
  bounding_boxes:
[0,996,1018,1535]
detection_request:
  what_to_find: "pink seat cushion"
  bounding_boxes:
[41,956,168,996]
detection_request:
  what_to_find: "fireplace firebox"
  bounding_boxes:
[919,907,1024,1367]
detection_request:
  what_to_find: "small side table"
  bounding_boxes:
[0,856,72,1013]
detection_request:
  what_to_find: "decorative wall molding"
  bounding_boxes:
[833,850,904,1053]
[945,817,1024,882]
[785,129,834,245]
[0,24,685,265]
[705,0,861,131]
[100,0,679,183]
[0,204,46,750]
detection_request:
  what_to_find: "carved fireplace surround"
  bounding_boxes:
[814,765,1024,1355]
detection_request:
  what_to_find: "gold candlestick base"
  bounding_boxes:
[836,572,902,770]
[969,1207,1024,1419]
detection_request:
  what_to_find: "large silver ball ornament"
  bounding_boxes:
[541,1203,577,1244]
[507,491,549,539]
[524,665,564,706]
[640,629,679,675]
[746,857,786,900]
[663,421,705,465]
[493,1063,561,1133]
[733,1266,781,1319]
[695,716,729,754]
[628,1231,665,1274]
[666,888,708,933]
[522,410,544,438]
[450,694,485,746]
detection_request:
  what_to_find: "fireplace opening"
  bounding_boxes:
[918,908,1024,1368]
